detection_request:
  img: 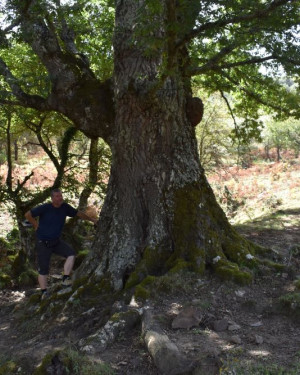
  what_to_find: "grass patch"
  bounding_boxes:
[33,349,115,375]
[279,292,300,315]
[63,348,115,375]
[133,269,204,301]
[0,360,17,375]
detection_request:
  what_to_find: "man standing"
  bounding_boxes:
[25,188,98,299]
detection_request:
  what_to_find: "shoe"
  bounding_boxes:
[62,276,72,287]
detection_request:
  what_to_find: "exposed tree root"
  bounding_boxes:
[78,308,141,354]
[142,309,197,375]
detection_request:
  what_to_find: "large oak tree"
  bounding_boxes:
[0,0,299,289]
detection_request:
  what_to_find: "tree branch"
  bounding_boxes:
[222,71,290,114]
[36,128,60,172]
[3,18,22,33]
[77,138,99,211]
[176,0,295,48]
[0,57,48,110]
[218,55,276,70]
[0,98,24,106]
[15,171,34,195]
[189,52,299,76]
[1,2,115,140]
[188,42,239,75]
[22,114,61,171]
[5,113,13,192]
[220,90,242,161]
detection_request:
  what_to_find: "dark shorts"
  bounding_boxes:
[36,238,75,275]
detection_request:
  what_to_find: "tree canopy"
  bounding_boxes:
[0,0,298,138]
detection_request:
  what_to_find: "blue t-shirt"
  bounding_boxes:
[31,202,78,240]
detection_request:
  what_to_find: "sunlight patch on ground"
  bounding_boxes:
[129,296,139,307]
[207,331,231,350]
[0,324,9,331]
[249,349,271,357]
[168,302,182,315]
[283,283,296,292]
[11,291,26,302]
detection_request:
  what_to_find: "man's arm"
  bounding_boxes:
[24,210,39,231]
[76,211,98,225]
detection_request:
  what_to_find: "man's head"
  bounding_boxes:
[51,188,63,207]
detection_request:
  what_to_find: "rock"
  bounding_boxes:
[56,314,68,323]
[172,306,202,329]
[57,287,72,296]
[235,290,246,297]
[117,361,128,366]
[228,324,241,331]
[230,335,242,344]
[81,307,95,316]
[255,335,264,345]
[111,300,127,313]
[250,321,263,327]
[81,345,95,354]
[213,319,229,332]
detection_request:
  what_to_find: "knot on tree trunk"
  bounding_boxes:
[186,97,204,127]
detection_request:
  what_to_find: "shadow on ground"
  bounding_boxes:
[235,207,300,257]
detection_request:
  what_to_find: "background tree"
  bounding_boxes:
[0,0,299,290]
[195,91,234,171]
[0,108,77,265]
[262,117,300,161]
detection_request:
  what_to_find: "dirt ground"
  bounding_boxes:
[0,208,300,374]
[0,160,300,374]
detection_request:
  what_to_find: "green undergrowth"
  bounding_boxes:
[213,259,253,285]
[33,349,115,375]
[0,234,38,288]
[0,360,17,375]
[131,269,204,301]
[0,272,11,289]
[0,237,14,288]
[294,279,300,290]
[279,291,300,316]
[130,253,286,302]
[25,275,117,321]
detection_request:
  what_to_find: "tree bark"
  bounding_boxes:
[265,144,271,161]
[76,0,257,290]
[16,215,36,266]
[77,139,99,211]
[276,145,281,162]
[14,140,18,161]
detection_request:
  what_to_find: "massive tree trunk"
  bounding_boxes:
[76,0,258,290]
[5,1,262,291]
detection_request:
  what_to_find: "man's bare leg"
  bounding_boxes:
[64,255,75,276]
[38,274,48,290]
